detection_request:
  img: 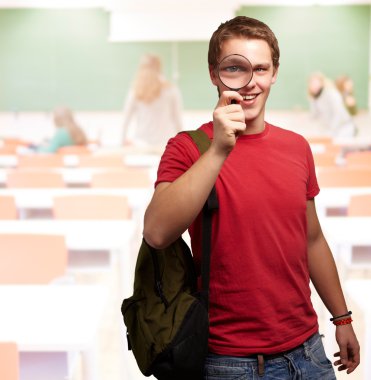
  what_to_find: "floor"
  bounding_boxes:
[1,109,370,380]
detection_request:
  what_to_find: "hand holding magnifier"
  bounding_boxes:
[217,54,253,104]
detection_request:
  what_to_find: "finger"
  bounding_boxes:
[217,91,243,107]
[347,365,357,374]
[346,352,360,374]
[222,104,244,115]
[337,364,347,371]
[333,359,348,370]
[347,362,359,374]
[213,107,245,128]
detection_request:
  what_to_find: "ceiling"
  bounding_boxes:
[1,0,370,42]
[0,0,371,9]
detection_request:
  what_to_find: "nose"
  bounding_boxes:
[244,72,256,89]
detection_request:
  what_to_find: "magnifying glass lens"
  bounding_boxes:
[218,54,253,90]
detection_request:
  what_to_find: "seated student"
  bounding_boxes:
[308,72,356,138]
[37,107,87,153]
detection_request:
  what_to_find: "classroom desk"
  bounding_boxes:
[320,216,371,272]
[0,153,161,169]
[0,284,107,380]
[0,219,137,295]
[344,279,371,380]
[316,187,371,217]
[0,154,17,167]
[0,187,152,220]
[320,216,371,245]
[0,167,155,187]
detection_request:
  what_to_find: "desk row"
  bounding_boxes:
[0,190,152,220]
[0,167,155,188]
[0,152,161,168]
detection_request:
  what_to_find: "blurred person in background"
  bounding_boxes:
[37,106,88,153]
[308,72,357,138]
[121,54,183,149]
[335,75,358,116]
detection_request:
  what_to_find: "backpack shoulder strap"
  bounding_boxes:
[182,129,218,210]
[182,129,217,310]
[182,129,211,156]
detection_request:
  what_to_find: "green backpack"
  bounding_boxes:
[121,129,218,380]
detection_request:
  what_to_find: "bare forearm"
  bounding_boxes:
[308,233,348,317]
[143,146,227,248]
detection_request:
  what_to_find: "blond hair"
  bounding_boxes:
[53,107,87,145]
[133,54,168,103]
[307,72,335,98]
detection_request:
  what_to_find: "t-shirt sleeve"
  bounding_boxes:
[305,140,320,199]
[155,132,200,187]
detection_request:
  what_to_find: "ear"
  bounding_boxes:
[271,65,279,85]
[209,65,219,86]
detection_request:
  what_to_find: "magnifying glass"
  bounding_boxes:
[217,54,253,103]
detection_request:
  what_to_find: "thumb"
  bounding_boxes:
[339,344,349,365]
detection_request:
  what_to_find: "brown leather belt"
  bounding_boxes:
[248,343,304,377]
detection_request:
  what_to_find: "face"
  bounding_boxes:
[308,75,323,97]
[210,38,278,126]
[343,78,353,93]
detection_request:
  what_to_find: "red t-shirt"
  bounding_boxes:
[155,122,320,355]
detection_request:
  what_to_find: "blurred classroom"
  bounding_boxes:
[1,1,371,379]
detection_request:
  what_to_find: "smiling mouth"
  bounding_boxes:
[242,94,258,101]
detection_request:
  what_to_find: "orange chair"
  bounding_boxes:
[57,145,91,155]
[78,154,125,168]
[17,154,64,168]
[0,146,17,155]
[313,152,338,167]
[91,169,151,188]
[0,234,68,284]
[323,143,342,155]
[306,136,333,145]
[6,170,65,188]
[306,137,342,156]
[347,194,371,216]
[53,195,131,219]
[0,196,18,219]
[345,151,371,167]
[2,138,30,149]
[0,342,19,380]
[52,195,131,271]
[317,167,371,188]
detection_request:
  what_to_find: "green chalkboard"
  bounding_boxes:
[237,5,369,110]
[0,7,369,111]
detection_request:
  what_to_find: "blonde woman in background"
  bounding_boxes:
[308,72,356,138]
[122,54,183,149]
[37,107,87,153]
[335,75,358,116]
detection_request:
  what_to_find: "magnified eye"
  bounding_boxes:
[226,65,239,73]
[217,54,253,91]
[223,65,250,74]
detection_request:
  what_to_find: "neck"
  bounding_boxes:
[243,118,266,135]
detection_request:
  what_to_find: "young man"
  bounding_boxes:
[143,16,360,378]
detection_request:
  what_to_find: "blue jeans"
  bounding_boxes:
[204,333,336,380]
